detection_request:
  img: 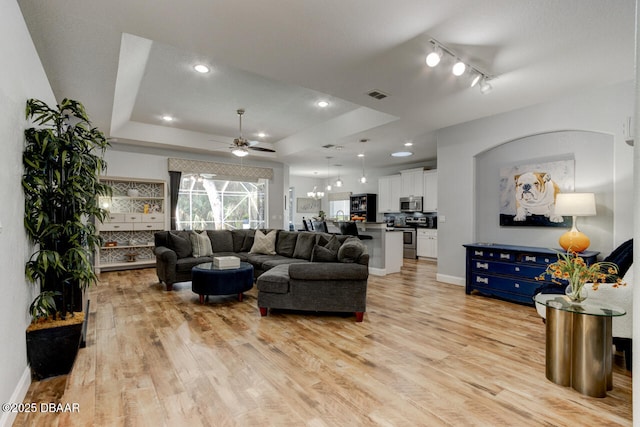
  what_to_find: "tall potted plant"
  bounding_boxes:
[23,98,111,379]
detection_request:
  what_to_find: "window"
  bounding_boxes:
[329,199,350,220]
[176,173,267,230]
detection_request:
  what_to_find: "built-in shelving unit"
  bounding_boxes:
[96,177,168,273]
[350,193,377,222]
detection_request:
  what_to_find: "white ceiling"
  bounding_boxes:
[17,0,636,177]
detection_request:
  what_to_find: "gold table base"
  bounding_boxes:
[545,306,613,398]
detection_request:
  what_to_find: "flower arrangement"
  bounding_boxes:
[536,250,626,302]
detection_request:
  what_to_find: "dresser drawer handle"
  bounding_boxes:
[474,250,484,256]
[476,262,488,269]
[524,256,536,262]
[514,267,520,272]
[476,277,489,284]
[514,283,520,288]
[500,253,510,259]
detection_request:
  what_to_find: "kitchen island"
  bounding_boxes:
[326,221,403,276]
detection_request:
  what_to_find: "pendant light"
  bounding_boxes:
[326,157,332,191]
[335,164,343,187]
[359,139,368,184]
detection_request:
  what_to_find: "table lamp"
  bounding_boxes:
[553,192,596,252]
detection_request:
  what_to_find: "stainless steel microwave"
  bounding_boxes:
[400,196,423,212]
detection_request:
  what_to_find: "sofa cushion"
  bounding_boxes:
[293,232,317,260]
[262,257,308,270]
[206,230,234,253]
[231,230,248,252]
[289,262,368,281]
[190,231,213,257]
[311,244,338,262]
[250,229,277,255]
[276,230,298,257]
[169,231,193,258]
[256,264,290,294]
[242,229,257,252]
[337,239,368,263]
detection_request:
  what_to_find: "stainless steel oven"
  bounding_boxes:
[399,227,417,259]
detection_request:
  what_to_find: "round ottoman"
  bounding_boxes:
[191,261,254,304]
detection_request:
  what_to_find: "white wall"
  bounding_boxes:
[103,144,288,230]
[436,80,635,284]
[0,1,56,425]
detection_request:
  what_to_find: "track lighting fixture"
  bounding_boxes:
[426,39,494,93]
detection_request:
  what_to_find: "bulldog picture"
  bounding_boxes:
[513,171,564,223]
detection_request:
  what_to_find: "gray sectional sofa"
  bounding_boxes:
[153,229,370,321]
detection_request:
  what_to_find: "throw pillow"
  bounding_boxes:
[250,229,277,255]
[292,232,317,260]
[324,234,342,253]
[190,231,213,257]
[311,244,338,262]
[169,232,193,258]
[337,239,368,263]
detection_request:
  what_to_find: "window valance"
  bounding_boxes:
[328,191,352,201]
[168,158,273,181]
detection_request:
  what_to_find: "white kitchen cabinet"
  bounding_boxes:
[378,175,401,213]
[416,229,437,259]
[96,177,168,272]
[422,170,438,212]
[400,168,424,198]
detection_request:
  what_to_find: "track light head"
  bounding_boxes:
[480,78,493,94]
[426,45,443,67]
[470,73,482,88]
[452,61,466,76]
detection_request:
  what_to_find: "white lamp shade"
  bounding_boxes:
[554,193,596,216]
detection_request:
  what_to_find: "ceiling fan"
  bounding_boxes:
[229,108,276,157]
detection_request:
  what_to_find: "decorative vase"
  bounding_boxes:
[565,283,588,303]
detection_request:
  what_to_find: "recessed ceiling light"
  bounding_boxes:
[404,141,413,147]
[162,115,174,122]
[391,151,414,157]
[193,64,210,73]
[357,153,365,158]
[257,132,266,138]
[317,100,330,108]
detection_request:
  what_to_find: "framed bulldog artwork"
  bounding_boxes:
[499,158,574,227]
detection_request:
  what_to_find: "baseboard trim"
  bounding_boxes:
[0,367,31,427]
[436,273,464,287]
[369,267,386,276]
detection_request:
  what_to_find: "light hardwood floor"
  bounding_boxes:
[16,260,631,426]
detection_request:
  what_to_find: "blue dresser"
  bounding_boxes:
[463,243,600,305]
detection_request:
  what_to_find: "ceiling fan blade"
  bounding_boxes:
[249,146,276,153]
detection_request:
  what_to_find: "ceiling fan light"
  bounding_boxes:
[452,61,466,76]
[231,147,249,157]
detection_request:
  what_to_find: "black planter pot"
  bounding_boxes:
[26,319,83,381]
